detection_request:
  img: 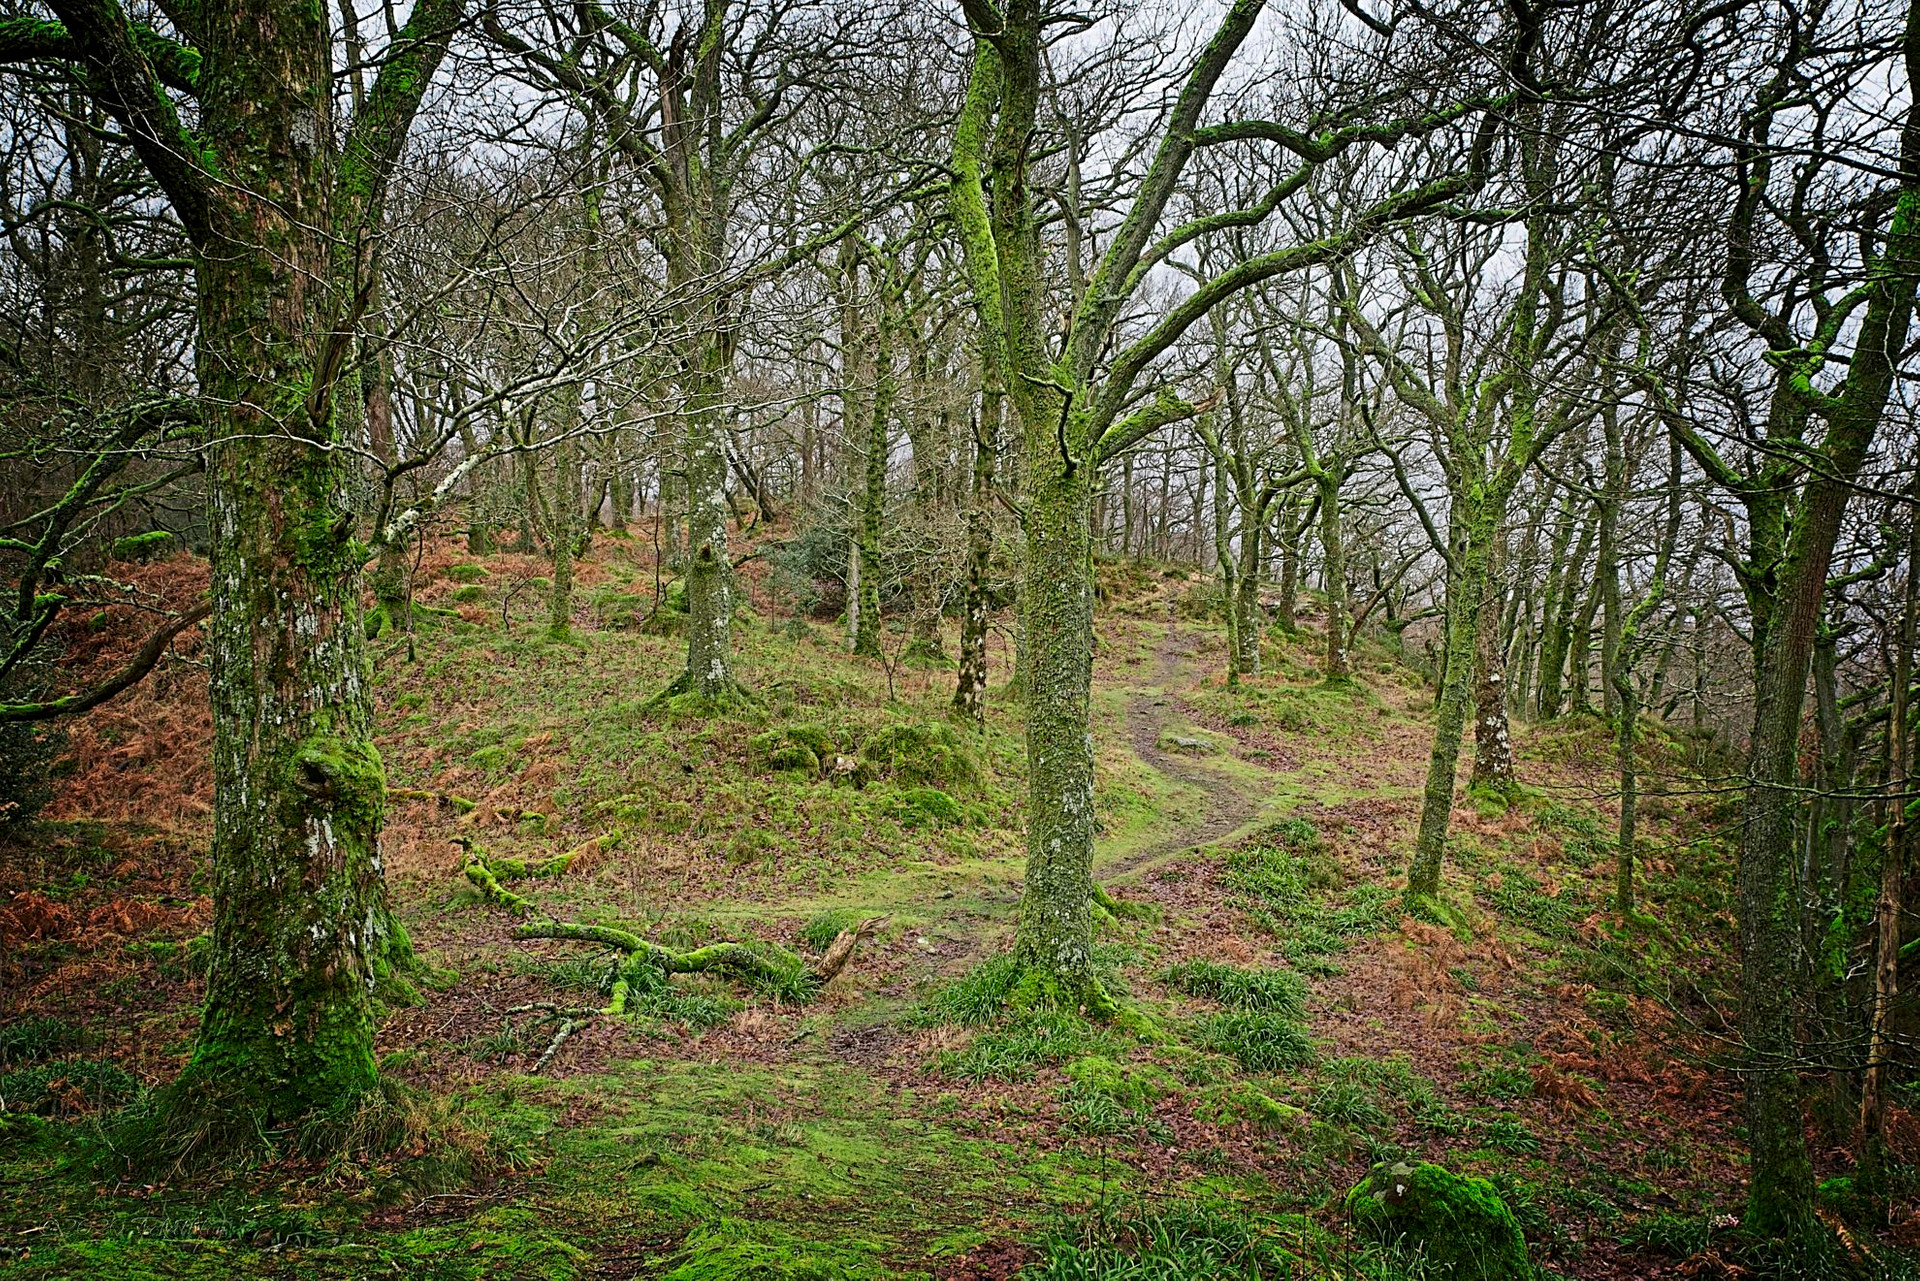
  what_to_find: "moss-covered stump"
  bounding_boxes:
[1345,1160,1532,1280]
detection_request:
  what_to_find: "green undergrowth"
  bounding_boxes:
[1189,665,1385,741]
[1024,1199,1440,1280]
[1222,821,1397,974]
[374,568,1026,887]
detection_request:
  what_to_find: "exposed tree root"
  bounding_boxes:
[643,668,759,711]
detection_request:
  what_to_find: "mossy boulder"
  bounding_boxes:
[1345,1160,1532,1280]
[888,786,963,829]
[858,722,980,792]
[749,729,829,777]
[451,584,487,604]
[785,723,838,758]
[445,562,489,582]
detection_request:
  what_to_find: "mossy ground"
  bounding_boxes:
[1,532,1909,1277]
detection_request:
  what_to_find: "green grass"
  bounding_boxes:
[1163,960,1305,1016]
[1222,839,1397,971]
[939,1012,1120,1083]
[1196,1012,1314,1073]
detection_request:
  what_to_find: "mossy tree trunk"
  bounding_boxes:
[1534,498,1591,718]
[953,383,1002,724]
[1273,496,1299,633]
[1316,472,1349,682]
[1407,505,1492,900]
[8,0,461,1132]
[1469,537,1515,796]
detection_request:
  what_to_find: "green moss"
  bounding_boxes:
[785,724,838,757]
[763,742,821,775]
[445,562,489,582]
[451,584,487,603]
[857,722,980,792]
[1191,1081,1303,1131]
[1061,1054,1173,1110]
[887,786,963,829]
[110,530,177,562]
[661,1219,886,1279]
[1345,1160,1532,1280]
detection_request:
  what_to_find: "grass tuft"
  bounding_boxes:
[1163,959,1305,1016]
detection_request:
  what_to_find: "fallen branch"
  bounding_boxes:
[458,831,887,1071]
[456,837,540,917]
[391,787,478,813]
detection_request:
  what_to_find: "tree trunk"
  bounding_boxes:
[1318,473,1349,682]
[852,284,893,658]
[1536,505,1595,718]
[1407,505,1492,904]
[1862,488,1919,1200]
[1274,496,1299,634]
[1211,449,1241,685]
[953,387,1001,723]
[1013,402,1104,1006]
[677,348,738,700]
[1233,519,1263,677]
[176,0,395,1129]
[1470,570,1516,796]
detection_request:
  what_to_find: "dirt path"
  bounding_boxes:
[1096,621,1266,883]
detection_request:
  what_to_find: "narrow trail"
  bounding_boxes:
[1096,620,1268,884]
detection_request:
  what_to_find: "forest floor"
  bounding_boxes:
[0,528,1910,1279]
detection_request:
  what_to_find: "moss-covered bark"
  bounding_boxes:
[952,385,1001,724]
[1407,501,1494,903]
[1315,473,1348,682]
[176,0,387,1129]
[10,0,463,1149]
[1014,402,1104,999]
